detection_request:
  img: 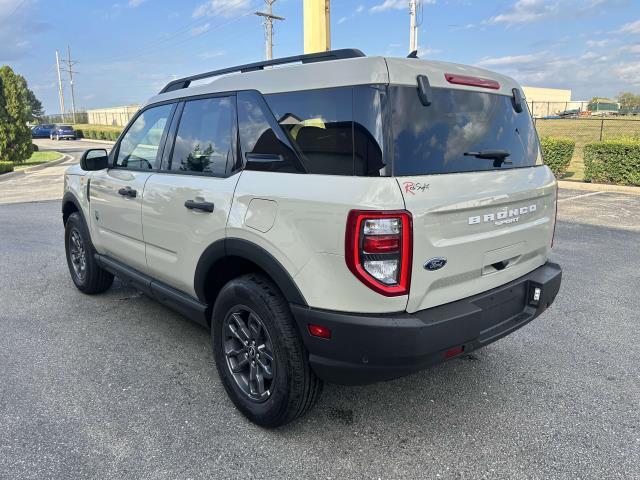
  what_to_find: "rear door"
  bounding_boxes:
[141,95,240,297]
[89,102,175,273]
[389,85,557,313]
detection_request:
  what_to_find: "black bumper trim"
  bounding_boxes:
[291,262,562,385]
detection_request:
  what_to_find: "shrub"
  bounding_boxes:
[0,161,14,174]
[31,143,38,152]
[540,137,575,177]
[74,126,122,142]
[584,138,640,186]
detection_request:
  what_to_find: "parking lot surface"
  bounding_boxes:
[0,174,639,478]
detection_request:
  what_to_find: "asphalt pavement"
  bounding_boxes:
[0,146,639,479]
[0,139,111,204]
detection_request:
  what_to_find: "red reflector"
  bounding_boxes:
[308,324,331,339]
[445,346,464,358]
[445,73,500,90]
[363,235,400,253]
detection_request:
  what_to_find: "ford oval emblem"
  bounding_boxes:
[424,257,447,271]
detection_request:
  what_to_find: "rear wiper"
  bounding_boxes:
[464,150,512,164]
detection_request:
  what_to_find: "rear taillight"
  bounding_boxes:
[345,210,412,296]
[445,73,500,90]
[551,183,558,247]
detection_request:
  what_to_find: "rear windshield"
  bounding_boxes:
[59,125,72,130]
[390,86,541,176]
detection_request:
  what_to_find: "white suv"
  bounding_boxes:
[62,49,562,427]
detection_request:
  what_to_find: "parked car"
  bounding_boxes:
[50,125,77,140]
[62,49,562,428]
[31,124,55,138]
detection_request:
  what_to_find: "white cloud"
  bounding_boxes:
[193,0,252,19]
[614,62,640,85]
[338,4,365,24]
[128,0,147,7]
[370,0,434,14]
[477,52,547,67]
[586,39,610,48]
[620,44,640,55]
[190,22,210,36]
[488,0,557,25]
[619,19,640,34]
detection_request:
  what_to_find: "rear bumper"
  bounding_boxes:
[291,261,562,385]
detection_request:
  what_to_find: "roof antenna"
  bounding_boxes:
[407,50,419,58]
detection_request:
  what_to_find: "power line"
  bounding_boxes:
[256,0,284,60]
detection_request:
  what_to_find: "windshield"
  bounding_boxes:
[60,125,73,130]
[390,86,541,176]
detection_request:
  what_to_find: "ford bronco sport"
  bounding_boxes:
[62,49,562,427]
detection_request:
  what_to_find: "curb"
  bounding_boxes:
[558,180,640,196]
[78,138,116,145]
[0,154,73,183]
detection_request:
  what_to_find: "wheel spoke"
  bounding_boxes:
[256,358,273,379]
[249,362,259,395]
[257,344,273,362]
[248,314,262,339]
[224,339,244,358]
[231,355,249,373]
[231,313,252,341]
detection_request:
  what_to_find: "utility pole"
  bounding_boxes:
[64,45,78,124]
[409,0,418,54]
[256,0,284,60]
[303,0,330,53]
[55,50,66,122]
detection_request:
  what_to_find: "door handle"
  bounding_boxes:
[118,187,137,198]
[184,200,214,213]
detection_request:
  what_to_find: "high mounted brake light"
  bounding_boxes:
[445,73,500,90]
[345,210,412,296]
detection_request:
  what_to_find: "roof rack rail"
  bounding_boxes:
[159,48,366,94]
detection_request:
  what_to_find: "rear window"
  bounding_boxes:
[390,86,541,176]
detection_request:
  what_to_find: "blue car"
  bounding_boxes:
[50,125,77,140]
[31,124,55,138]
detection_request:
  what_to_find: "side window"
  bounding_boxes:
[237,90,301,173]
[265,87,354,175]
[169,97,235,176]
[116,103,173,170]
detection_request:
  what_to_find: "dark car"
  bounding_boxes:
[31,124,55,138]
[50,125,77,140]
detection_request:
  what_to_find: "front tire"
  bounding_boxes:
[212,274,323,428]
[65,212,114,294]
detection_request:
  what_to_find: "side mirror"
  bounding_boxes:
[80,149,109,171]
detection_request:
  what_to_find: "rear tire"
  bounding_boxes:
[212,274,323,428]
[65,212,114,294]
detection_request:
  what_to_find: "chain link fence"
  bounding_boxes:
[40,112,89,125]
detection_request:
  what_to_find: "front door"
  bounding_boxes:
[142,95,240,296]
[90,102,175,273]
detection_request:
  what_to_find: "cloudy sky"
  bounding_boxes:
[1,0,639,114]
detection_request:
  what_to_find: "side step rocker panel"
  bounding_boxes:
[95,254,209,327]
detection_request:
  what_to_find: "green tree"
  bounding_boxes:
[617,92,640,110]
[0,65,33,164]
[24,84,44,121]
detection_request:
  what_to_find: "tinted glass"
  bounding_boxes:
[116,103,172,169]
[354,86,386,176]
[237,90,301,173]
[265,88,355,175]
[169,97,235,176]
[390,86,541,175]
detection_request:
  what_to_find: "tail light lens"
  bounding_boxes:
[551,183,558,247]
[345,210,412,296]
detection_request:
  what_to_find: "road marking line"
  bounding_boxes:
[558,191,606,203]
